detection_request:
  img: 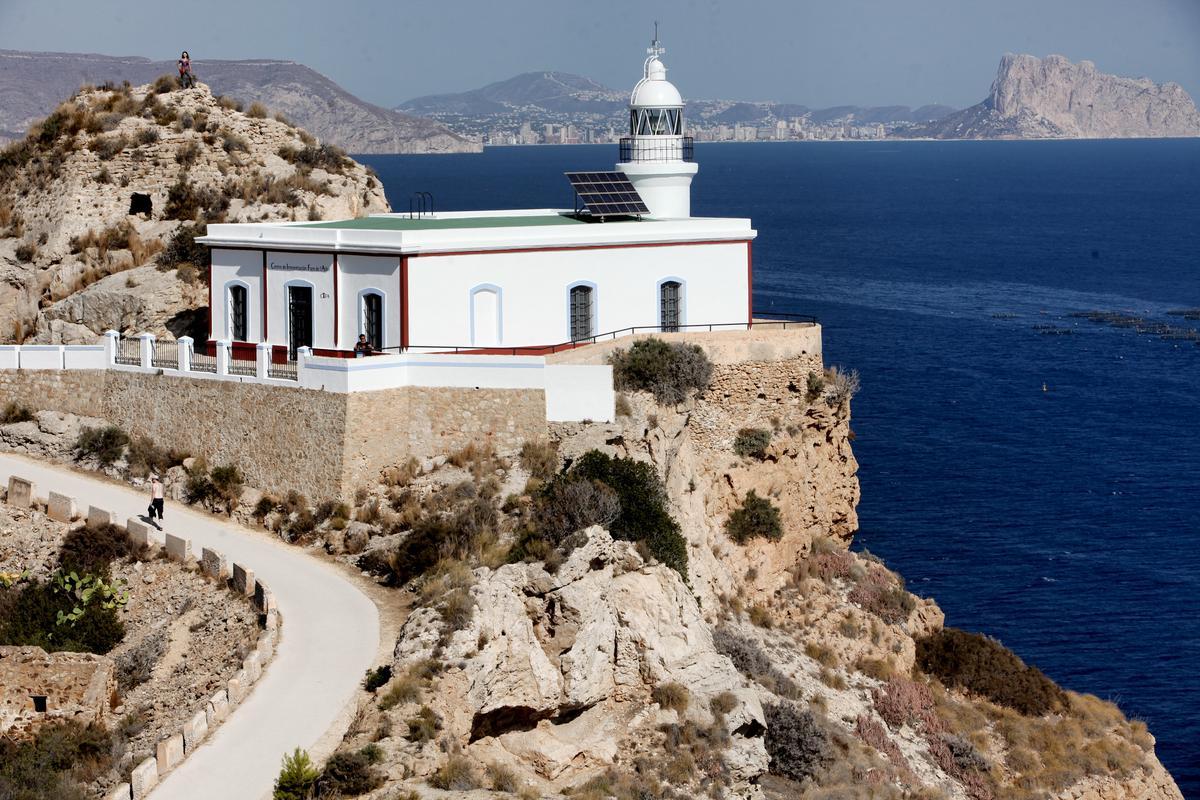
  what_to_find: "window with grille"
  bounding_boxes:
[229,284,247,341]
[570,285,594,341]
[660,281,681,332]
[363,293,383,349]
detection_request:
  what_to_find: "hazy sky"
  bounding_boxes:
[1,0,1197,109]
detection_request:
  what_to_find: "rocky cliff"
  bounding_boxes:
[0,80,389,343]
[908,54,1200,139]
[0,50,479,153]
[316,340,1182,800]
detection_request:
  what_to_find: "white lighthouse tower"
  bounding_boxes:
[615,29,698,218]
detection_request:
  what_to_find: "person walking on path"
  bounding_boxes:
[148,474,165,527]
[178,51,195,89]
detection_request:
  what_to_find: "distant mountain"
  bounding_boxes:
[398,70,957,129]
[0,50,478,153]
[401,71,626,116]
[908,54,1200,139]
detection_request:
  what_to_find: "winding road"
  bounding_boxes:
[0,453,380,800]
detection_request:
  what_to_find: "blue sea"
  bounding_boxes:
[359,140,1200,796]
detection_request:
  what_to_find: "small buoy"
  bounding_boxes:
[1042,383,1048,392]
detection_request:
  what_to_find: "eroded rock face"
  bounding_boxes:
[391,527,769,788]
[911,53,1200,139]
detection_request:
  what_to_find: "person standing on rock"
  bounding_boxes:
[178,51,195,89]
[148,474,165,527]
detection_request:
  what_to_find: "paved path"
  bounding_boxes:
[0,454,379,800]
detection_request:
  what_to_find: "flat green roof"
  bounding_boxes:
[299,214,641,232]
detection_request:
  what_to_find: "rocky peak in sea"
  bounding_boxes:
[908,53,1200,139]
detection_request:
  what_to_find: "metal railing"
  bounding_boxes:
[191,350,217,374]
[619,135,694,163]
[228,355,256,376]
[150,341,178,369]
[380,311,818,357]
[268,358,298,381]
[114,337,141,366]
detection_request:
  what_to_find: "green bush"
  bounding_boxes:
[609,337,713,405]
[724,490,783,544]
[805,371,825,402]
[164,177,228,222]
[58,523,137,575]
[763,702,831,782]
[0,720,113,800]
[0,578,126,653]
[317,750,384,797]
[274,747,319,800]
[733,427,772,459]
[363,665,392,693]
[916,628,1067,716]
[75,425,129,466]
[527,478,619,545]
[1,401,35,424]
[160,222,211,270]
[277,143,351,174]
[210,464,244,512]
[562,450,687,577]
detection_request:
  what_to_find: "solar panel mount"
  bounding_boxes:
[565,171,650,218]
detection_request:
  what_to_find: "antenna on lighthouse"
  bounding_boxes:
[647,21,665,58]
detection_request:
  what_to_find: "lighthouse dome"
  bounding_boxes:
[630,56,683,108]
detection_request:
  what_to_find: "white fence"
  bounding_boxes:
[0,332,614,423]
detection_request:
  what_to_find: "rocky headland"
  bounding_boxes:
[0,79,389,344]
[909,53,1200,139]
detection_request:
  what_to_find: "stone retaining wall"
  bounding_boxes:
[0,369,546,501]
[2,476,281,800]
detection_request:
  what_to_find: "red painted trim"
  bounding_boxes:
[746,241,753,328]
[332,252,339,351]
[410,238,753,260]
[206,265,213,342]
[400,256,410,350]
[261,251,268,341]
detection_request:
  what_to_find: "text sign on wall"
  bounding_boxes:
[268,256,330,272]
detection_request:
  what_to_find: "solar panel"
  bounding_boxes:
[566,171,650,217]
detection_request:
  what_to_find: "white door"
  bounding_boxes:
[471,288,500,347]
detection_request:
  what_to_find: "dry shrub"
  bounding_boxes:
[652,681,690,714]
[794,548,856,584]
[175,139,201,166]
[804,641,838,668]
[872,677,942,732]
[247,101,268,119]
[88,133,128,160]
[277,142,351,174]
[822,365,861,406]
[378,671,422,710]
[847,565,916,624]
[428,754,479,791]
[519,439,558,480]
[712,627,801,699]
[486,762,519,793]
[382,456,421,487]
[854,656,897,682]
[447,441,501,478]
[855,715,915,783]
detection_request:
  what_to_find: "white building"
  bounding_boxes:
[199,36,756,360]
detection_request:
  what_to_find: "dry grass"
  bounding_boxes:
[651,681,691,714]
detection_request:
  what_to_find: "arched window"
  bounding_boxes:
[229,284,247,341]
[470,285,501,347]
[659,280,682,332]
[362,292,383,350]
[569,285,594,341]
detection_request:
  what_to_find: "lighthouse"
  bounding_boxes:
[615,30,698,219]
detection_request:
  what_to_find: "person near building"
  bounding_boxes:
[354,334,374,357]
[148,474,165,525]
[178,51,195,89]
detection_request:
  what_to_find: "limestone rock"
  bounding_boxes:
[391,527,768,790]
[911,53,1200,139]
